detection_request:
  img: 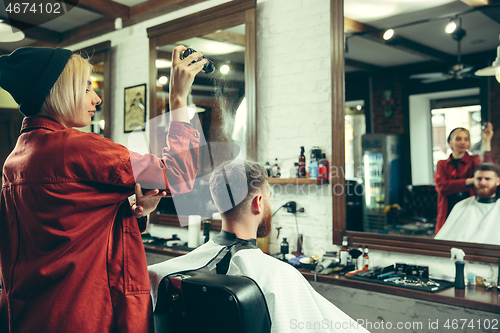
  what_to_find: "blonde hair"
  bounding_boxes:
[41,54,92,122]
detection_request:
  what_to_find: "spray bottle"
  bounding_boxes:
[450,248,466,289]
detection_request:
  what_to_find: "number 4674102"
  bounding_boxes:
[5,2,62,14]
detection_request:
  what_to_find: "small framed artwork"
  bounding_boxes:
[124,83,147,133]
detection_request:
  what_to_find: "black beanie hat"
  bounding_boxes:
[0,47,73,117]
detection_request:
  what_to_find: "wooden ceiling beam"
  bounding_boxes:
[344,17,370,34]
[128,0,209,25]
[157,51,173,60]
[345,58,384,73]
[59,0,209,46]
[57,0,130,19]
[345,17,456,63]
[460,0,491,7]
[60,18,115,47]
[202,30,245,46]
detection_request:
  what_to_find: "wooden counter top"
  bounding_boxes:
[299,269,500,314]
[143,246,499,314]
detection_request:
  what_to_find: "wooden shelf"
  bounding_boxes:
[267,178,329,185]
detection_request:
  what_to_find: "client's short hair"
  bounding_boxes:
[474,163,500,177]
[209,160,267,219]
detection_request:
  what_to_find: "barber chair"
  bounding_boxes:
[154,270,271,333]
[387,185,437,235]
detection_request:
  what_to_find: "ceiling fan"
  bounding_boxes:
[409,19,475,84]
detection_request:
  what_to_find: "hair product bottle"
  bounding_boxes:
[318,153,329,181]
[265,162,271,177]
[339,236,349,265]
[357,245,364,270]
[309,148,319,179]
[363,246,370,270]
[298,147,306,178]
[272,158,281,178]
[280,238,289,261]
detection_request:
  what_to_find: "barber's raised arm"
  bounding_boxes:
[481,122,494,153]
[169,45,206,120]
[118,45,205,194]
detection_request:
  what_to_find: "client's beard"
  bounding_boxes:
[256,202,272,238]
[474,185,498,198]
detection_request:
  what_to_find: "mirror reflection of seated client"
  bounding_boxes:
[434,124,495,234]
[435,163,500,245]
[149,160,369,333]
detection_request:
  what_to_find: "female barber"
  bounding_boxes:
[0,45,205,332]
[434,123,495,234]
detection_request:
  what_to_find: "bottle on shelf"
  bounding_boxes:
[271,158,281,178]
[318,153,329,181]
[339,236,349,265]
[289,162,299,178]
[280,237,289,261]
[298,146,306,178]
[265,162,271,177]
[309,147,319,179]
[363,246,370,270]
[356,245,364,270]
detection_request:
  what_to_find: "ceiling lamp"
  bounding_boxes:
[158,76,168,85]
[383,29,394,41]
[0,22,24,42]
[219,64,230,74]
[445,19,457,34]
[475,43,500,83]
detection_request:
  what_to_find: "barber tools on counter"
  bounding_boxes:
[346,263,454,293]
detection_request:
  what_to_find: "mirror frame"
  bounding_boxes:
[146,0,257,228]
[331,0,500,263]
[77,41,112,139]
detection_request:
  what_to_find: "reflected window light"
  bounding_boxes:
[159,76,168,85]
[156,59,172,68]
[99,120,105,130]
[220,64,230,74]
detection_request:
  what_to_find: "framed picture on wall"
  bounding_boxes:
[124,83,147,133]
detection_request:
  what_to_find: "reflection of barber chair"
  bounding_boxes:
[154,270,271,333]
[387,185,436,236]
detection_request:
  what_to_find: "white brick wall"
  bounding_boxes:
[256,0,333,256]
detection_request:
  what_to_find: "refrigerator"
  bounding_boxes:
[361,134,401,233]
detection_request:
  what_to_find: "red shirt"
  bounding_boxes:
[0,116,200,333]
[434,152,494,233]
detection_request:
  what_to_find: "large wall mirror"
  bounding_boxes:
[332,0,500,263]
[147,0,256,228]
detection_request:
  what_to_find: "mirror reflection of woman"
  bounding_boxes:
[434,123,495,234]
